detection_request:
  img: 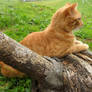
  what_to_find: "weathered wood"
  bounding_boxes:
[31,53,92,92]
[62,54,92,92]
[0,32,92,92]
[80,50,92,58]
[0,32,63,91]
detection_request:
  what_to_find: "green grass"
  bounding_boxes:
[0,0,92,92]
[0,1,54,41]
[0,76,31,92]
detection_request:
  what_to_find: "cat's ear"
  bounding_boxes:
[71,3,78,9]
[64,3,78,16]
[65,2,71,6]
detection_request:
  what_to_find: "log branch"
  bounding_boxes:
[0,32,63,91]
[0,32,92,92]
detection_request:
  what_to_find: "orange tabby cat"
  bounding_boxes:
[0,3,88,77]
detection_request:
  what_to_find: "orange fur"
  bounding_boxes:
[0,3,88,77]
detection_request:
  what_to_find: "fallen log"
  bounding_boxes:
[0,32,92,92]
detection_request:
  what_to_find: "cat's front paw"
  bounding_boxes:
[82,44,89,50]
[75,40,83,44]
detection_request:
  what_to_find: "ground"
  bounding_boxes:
[0,0,92,92]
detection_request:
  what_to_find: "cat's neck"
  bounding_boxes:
[44,24,75,41]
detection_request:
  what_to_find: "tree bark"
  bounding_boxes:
[0,32,92,92]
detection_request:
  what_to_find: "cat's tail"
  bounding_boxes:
[0,61,26,78]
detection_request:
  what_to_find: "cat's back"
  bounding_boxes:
[20,31,48,55]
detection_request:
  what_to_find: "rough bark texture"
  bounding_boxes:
[62,52,92,92]
[0,32,63,91]
[0,32,92,92]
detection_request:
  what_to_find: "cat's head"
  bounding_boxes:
[51,3,83,32]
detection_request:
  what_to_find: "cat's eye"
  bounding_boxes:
[77,18,81,20]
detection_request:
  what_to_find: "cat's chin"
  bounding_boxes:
[73,29,80,32]
[73,27,81,32]
[73,26,83,32]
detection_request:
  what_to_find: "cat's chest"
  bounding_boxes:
[46,40,73,57]
[51,39,73,48]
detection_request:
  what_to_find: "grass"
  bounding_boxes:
[0,76,31,92]
[0,1,54,41]
[0,0,92,92]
